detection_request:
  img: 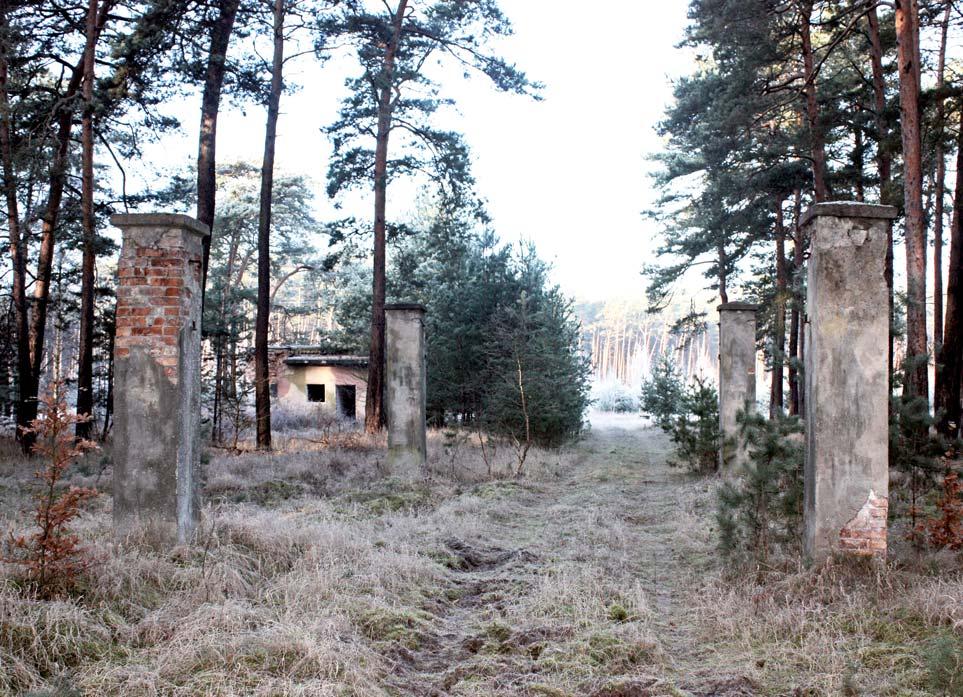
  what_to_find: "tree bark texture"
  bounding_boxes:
[365,0,409,433]
[936,116,963,437]
[800,0,828,202]
[197,0,241,308]
[255,0,285,450]
[867,4,895,386]
[895,0,928,400]
[76,0,100,440]
[933,1,950,350]
[771,198,787,417]
[0,3,31,443]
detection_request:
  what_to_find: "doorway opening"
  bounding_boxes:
[336,385,357,420]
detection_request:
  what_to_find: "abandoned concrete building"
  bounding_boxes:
[267,346,368,421]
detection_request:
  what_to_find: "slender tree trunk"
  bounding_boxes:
[896,0,928,401]
[100,317,114,441]
[936,116,963,437]
[868,5,895,386]
[22,67,83,453]
[853,104,864,202]
[197,0,241,307]
[365,0,408,433]
[0,4,30,443]
[771,197,787,417]
[933,1,950,351]
[213,336,224,442]
[717,238,729,305]
[788,189,802,416]
[76,0,99,440]
[255,0,285,450]
[800,0,829,202]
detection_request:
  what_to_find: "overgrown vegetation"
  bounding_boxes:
[334,220,591,450]
[639,355,683,429]
[2,388,98,598]
[641,357,720,474]
[716,411,803,565]
[926,469,963,551]
[1,404,960,695]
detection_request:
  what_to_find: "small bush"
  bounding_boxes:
[889,364,954,541]
[640,356,720,474]
[640,355,684,430]
[593,382,640,414]
[3,387,98,598]
[716,410,803,564]
[668,377,721,475]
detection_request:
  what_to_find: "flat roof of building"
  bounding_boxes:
[283,355,368,367]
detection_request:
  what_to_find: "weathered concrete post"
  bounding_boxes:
[802,202,896,560]
[111,214,208,545]
[385,303,427,471]
[718,302,758,474]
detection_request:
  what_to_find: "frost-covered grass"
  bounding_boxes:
[591,381,640,414]
[692,558,963,696]
[0,423,960,696]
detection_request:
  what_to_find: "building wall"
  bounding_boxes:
[275,364,368,420]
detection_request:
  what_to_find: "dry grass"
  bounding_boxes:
[689,556,963,695]
[0,419,960,696]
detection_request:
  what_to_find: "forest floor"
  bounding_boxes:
[1,414,962,696]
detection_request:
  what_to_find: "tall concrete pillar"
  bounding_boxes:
[718,302,758,473]
[802,202,896,560]
[112,214,208,545]
[385,303,427,471]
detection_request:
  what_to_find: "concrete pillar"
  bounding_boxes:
[385,303,427,471]
[718,302,758,473]
[111,214,208,545]
[802,202,896,560]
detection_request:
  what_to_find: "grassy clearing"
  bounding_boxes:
[0,415,960,696]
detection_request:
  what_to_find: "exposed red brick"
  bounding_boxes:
[838,490,888,557]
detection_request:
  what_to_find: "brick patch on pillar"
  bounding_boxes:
[115,238,200,382]
[838,490,888,556]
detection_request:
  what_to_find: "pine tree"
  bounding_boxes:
[320,0,539,433]
[717,410,804,564]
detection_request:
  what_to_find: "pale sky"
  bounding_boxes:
[131,1,695,302]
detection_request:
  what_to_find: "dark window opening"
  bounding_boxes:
[336,385,357,420]
[307,384,325,403]
[269,382,278,398]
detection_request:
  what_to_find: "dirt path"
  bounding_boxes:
[387,415,749,696]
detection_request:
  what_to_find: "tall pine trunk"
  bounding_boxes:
[365,0,408,434]
[76,0,100,440]
[771,197,787,417]
[800,0,828,202]
[788,189,802,416]
[867,5,895,384]
[197,0,240,304]
[896,0,928,401]
[255,0,285,450]
[717,238,728,305]
[852,103,864,202]
[936,115,963,437]
[0,4,30,444]
[933,2,950,350]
